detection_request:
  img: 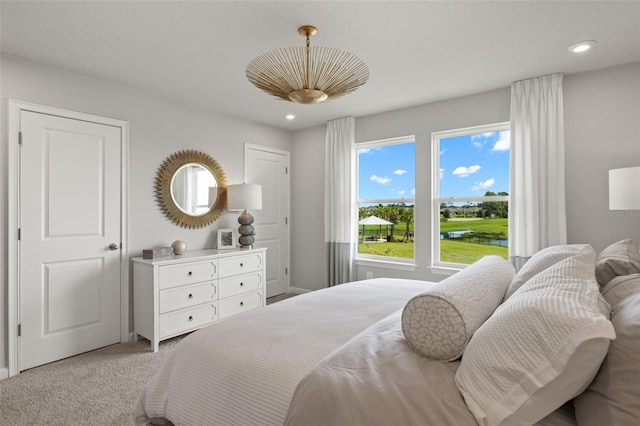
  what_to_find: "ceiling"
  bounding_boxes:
[1,1,639,131]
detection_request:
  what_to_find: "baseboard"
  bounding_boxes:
[289,286,311,294]
[0,367,8,380]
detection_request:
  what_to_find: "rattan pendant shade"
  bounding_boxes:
[246,26,369,104]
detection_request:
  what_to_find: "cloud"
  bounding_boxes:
[398,190,406,196]
[492,131,510,152]
[411,188,415,195]
[358,146,383,155]
[393,169,407,175]
[440,168,445,179]
[472,178,495,191]
[452,165,481,177]
[370,174,391,185]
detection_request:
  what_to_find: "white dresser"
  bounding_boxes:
[133,248,266,352]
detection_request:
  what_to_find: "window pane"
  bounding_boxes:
[357,140,415,260]
[437,127,509,265]
[439,130,509,197]
[358,203,414,259]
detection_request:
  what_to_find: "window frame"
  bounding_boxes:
[355,135,416,265]
[431,122,510,269]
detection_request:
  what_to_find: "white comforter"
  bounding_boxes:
[135,278,432,426]
[284,309,478,426]
[284,310,577,426]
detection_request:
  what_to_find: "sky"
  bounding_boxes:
[358,142,415,201]
[440,130,510,198]
[357,129,509,202]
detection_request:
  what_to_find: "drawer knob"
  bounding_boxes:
[188,271,193,276]
[240,263,244,267]
[240,301,244,307]
[240,282,244,287]
[188,293,193,299]
[188,315,193,321]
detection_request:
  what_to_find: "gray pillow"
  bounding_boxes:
[573,273,640,425]
[594,239,640,285]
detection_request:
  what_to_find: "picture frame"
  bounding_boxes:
[217,228,236,250]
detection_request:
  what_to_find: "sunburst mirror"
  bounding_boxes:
[155,149,228,229]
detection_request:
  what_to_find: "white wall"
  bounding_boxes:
[0,54,292,372]
[292,62,640,292]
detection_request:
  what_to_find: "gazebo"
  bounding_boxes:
[358,215,394,241]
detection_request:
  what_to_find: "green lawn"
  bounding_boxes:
[358,218,508,263]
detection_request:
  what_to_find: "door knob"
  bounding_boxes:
[108,243,120,251]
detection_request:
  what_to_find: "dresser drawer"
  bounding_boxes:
[218,253,263,278]
[158,261,217,289]
[159,303,218,338]
[159,282,217,314]
[219,291,263,320]
[218,273,262,299]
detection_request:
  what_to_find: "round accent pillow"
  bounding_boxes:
[401,255,514,361]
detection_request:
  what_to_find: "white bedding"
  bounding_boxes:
[134,278,433,425]
[284,309,577,426]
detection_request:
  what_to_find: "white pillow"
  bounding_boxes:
[503,244,588,300]
[402,255,514,361]
[455,245,615,426]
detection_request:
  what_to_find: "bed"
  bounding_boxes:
[135,240,640,426]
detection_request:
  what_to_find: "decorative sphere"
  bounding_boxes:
[171,240,186,255]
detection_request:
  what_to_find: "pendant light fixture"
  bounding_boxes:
[246,25,369,104]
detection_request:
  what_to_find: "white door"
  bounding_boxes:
[245,145,290,297]
[19,111,122,371]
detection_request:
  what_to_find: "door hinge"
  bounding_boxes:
[285,267,288,275]
[18,324,21,337]
[18,131,23,145]
[285,217,288,225]
[18,228,21,240]
[285,167,288,175]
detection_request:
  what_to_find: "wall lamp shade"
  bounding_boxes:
[609,167,640,210]
[226,184,263,249]
[246,25,369,104]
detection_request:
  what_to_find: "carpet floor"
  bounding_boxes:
[0,336,183,426]
[0,293,299,425]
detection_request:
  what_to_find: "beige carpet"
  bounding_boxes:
[0,337,183,426]
[0,293,298,425]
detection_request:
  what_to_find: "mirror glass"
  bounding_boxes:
[155,150,228,229]
[170,163,218,216]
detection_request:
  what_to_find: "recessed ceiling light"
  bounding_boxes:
[285,114,295,120]
[568,40,596,53]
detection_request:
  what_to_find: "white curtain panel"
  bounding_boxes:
[509,73,567,266]
[324,117,356,286]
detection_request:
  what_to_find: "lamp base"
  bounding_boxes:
[237,209,256,249]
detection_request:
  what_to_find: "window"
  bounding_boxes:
[432,123,510,267]
[356,136,415,262]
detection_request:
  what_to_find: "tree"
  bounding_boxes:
[399,205,414,242]
[478,191,508,218]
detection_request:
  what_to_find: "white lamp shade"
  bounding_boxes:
[609,166,640,210]
[227,184,263,211]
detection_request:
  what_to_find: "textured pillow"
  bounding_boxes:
[594,239,640,285]
[455,245,615,426]
[504,244,589,300]
[574,274,640,426]
[402,255,514,361]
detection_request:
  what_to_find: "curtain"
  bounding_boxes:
[509,73,567,268]
[324,117,356,286]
